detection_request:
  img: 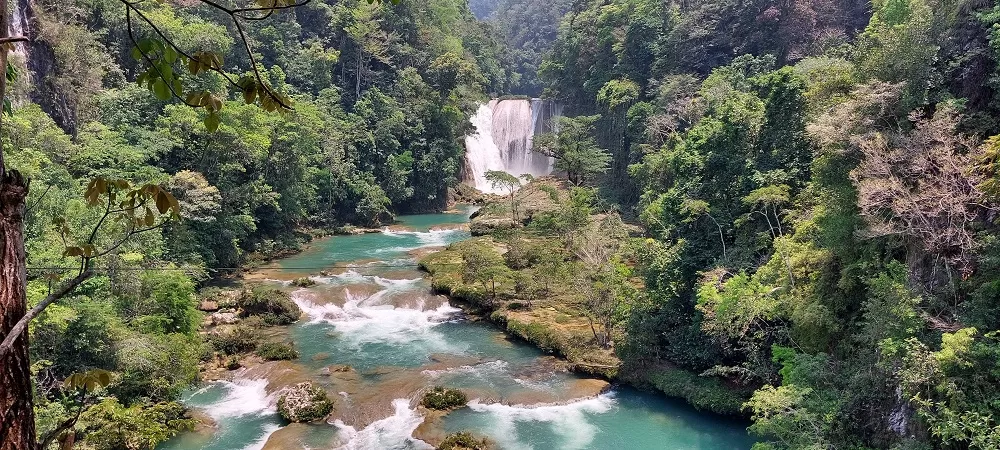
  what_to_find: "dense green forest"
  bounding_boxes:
[472,0,570,96]
[1,0,1000,447]
[534,0,1000,447]
[0,0,506,447]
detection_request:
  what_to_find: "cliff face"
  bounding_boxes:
[11,0,76,134]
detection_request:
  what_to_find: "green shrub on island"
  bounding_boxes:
[421,386,468,410]
[231,286,302,325]
[208,317,265,355]
[277,382,334,422]
[438,431,491,450]
[256,342,299,361]
[291,277,316,287]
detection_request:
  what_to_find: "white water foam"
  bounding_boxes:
[464,394,617,450]
[378,228,466,252]
[464,103,507,194]
[463,99,560,193]
[312,270,424,290]
[241,423,282,450]
[332,399,433,450]
[421,360,509,379]
[195,378,276,420]
[293,290,461,346]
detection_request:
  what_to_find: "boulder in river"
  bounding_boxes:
[210,311,240,325]
[277,382,334,422]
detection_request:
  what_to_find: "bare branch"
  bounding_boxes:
[0,36,26,44]
[120,0,295,108]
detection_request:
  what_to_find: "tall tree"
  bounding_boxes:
[531,115,611,185]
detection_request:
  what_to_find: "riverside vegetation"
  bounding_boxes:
[0,0,1000,448]
[0,0,505,448]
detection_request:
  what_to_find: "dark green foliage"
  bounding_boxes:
[256,342,299,361]
[208,317,265,355]
[230,286,302,325]
[531,0,1000,446]
[647,368,750,416]
[15,0,1000,447]
[9,0,511,447]
[420,386,468,410]
[484,0,571,96]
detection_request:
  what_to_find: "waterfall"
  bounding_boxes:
[463,98,561,193]
[10,0,29,67]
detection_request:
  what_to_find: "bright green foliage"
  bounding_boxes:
[11,0,1000,446]
[123,270,200,335]
[535,0,1000,446]
[580,259,636,348]
[78,399,195,450]
[9,0,511,447]
[112,333,202,404]
[461,244,512,306]
[485,170,524,223]
[532,116,611,185]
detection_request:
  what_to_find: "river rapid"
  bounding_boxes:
[160,208,754,450]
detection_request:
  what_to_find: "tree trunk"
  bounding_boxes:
[0,0,35,444]
[0,170,35,450]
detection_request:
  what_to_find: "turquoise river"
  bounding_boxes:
[160,208,754,450]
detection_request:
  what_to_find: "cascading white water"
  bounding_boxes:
[463,98,561,193]
[10,0,29,70]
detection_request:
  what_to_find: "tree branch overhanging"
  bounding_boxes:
[0,269,94,359]
[120,0,298,111]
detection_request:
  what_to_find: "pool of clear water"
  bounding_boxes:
[160,208,754,450]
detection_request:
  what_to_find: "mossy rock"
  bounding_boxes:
[208,316,265,355]
[228,286,302,325]
[277,382,333,422]
[438,431,491,450]
[291,277,316,287]
[420,386,468,411]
